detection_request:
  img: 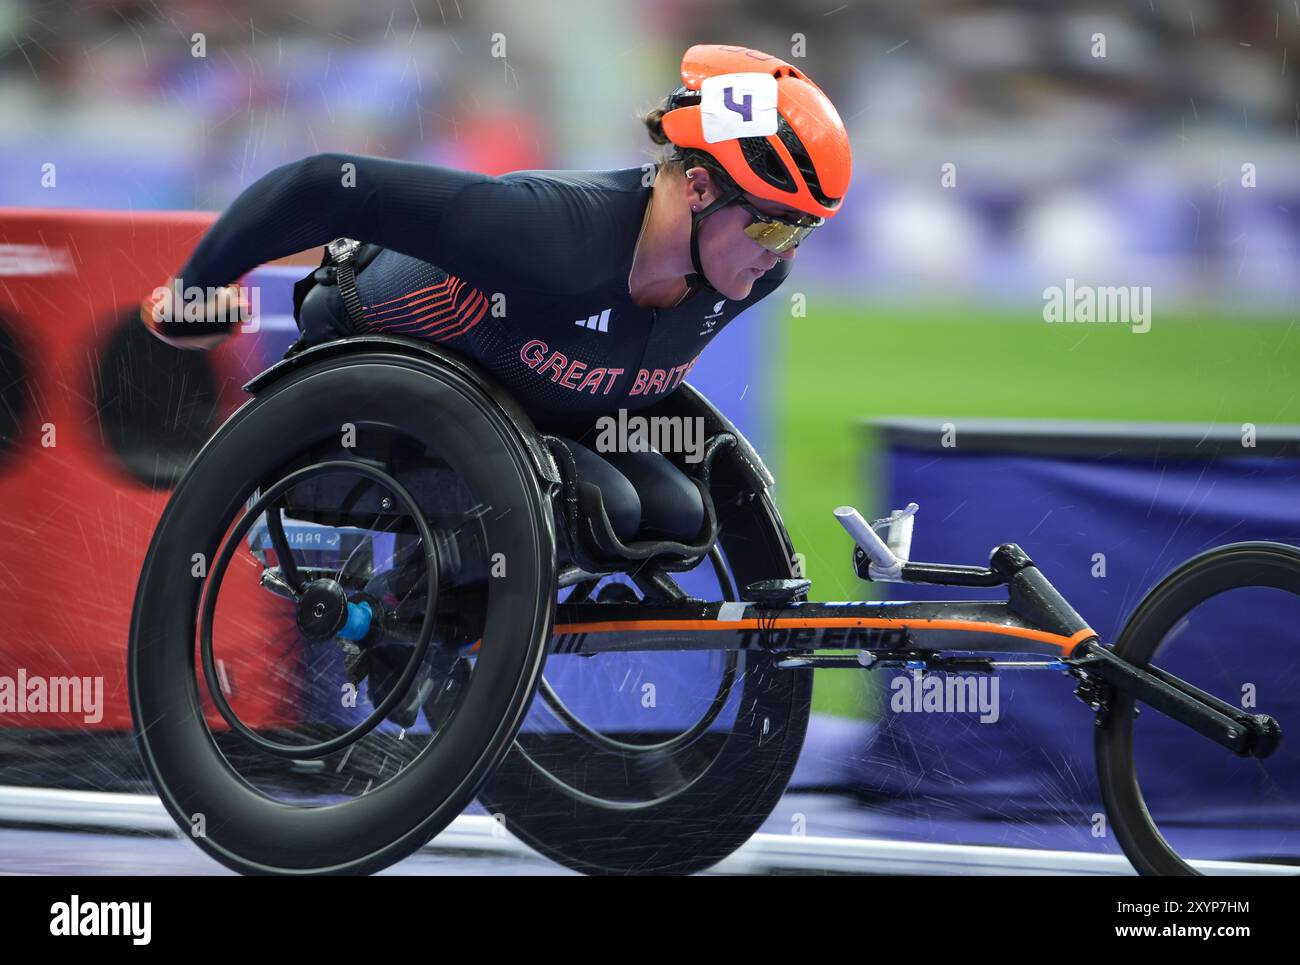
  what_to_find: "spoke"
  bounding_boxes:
[264,503,304,594]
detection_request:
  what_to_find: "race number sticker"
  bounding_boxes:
[699,72,778,143]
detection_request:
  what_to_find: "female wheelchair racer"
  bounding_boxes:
[130,45,855,875]
[131,43,1295,877]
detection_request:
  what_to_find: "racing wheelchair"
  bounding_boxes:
[129,334,1297,876]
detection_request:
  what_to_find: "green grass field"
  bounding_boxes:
[771,302,1300,718]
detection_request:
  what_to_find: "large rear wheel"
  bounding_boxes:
[129,352,555,874]
[477,490,813,875]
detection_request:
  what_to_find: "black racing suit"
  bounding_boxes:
[176,153,792,559]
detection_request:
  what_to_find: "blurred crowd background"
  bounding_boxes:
[3,0,1298,309]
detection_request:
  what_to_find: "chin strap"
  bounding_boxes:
[683,184,743,294]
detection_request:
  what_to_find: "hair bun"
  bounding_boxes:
[641,100,672,145]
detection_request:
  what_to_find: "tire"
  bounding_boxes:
[129,351,555,875]
[476,489,814,875]
[1095,541,1300,875]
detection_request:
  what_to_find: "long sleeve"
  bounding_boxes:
[176,152,490,290]
[176,152,631,297]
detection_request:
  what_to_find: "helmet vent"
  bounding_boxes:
[738,134,795,194]
[776,115,839,209]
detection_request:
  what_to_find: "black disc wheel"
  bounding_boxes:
[129,351,555,874]
[477,489,813,875]
[1096,541,1300,875]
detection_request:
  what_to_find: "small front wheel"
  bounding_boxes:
[1095,541,1300,875]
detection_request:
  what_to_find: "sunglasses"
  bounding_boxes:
[733,197,824,253]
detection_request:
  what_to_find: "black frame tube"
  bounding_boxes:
[1076,641,1281,758]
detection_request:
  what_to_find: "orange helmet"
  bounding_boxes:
[661,44,852,220]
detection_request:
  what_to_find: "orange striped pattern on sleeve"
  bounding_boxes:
[358,275,489,341]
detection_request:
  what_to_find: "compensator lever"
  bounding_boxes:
[834,502,918,582]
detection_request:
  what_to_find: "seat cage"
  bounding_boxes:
[543,431,736,575]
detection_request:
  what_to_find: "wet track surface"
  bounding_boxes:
[2,718,1296,875]
[3,791,1290,875]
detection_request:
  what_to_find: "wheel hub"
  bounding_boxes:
[296,579,348,641]
[296,578,377,644]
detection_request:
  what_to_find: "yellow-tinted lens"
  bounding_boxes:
[743,219,815,253]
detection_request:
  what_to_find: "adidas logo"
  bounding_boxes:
[576,308,612,332]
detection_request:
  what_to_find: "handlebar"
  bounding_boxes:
[835,502,1002,586]
[832,504,1093,643]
